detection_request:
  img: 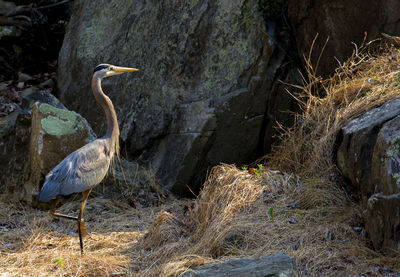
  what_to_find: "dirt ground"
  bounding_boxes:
[0,165,399,276]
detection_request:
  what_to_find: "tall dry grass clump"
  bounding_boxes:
[267,35,400,180]
[137,165,267,276]
[188,165,265,256]
[143,163,393,276]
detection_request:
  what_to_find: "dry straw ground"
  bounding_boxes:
[1,36,400,276]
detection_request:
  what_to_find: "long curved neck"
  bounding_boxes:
[91,75,119,155]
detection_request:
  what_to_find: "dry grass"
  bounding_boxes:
[0,166,398,276]
[143,165,398,276]
[1,36,400,276]
[0,195,152,276]
[267,35,400,179]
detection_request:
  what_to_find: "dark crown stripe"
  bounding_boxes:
[93,65,109,73]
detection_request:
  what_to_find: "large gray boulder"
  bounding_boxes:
[289,0,400,77]
[180,252,297,277]
[337,97,400,250]
[58,0,299,194]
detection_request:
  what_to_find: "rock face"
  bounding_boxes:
[0,110,30,196]
[180,252,297,277]
[337,97,400,250]
[288,0,400,77]
[364,193,400,251]
[0,89,66,197]
[0,88,95,202]
[29,102,95,201]
[58,0,300,194]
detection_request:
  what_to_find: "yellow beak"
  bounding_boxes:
[113,66,139,73]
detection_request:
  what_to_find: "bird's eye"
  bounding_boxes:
[108,67,113,71]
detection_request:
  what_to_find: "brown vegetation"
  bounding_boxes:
[267,35,400,178]
[1,37,400,276]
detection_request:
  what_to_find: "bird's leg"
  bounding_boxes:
[77,188,92,255]
[49,198,78,221]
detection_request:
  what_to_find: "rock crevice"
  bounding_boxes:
[337,97,400,250]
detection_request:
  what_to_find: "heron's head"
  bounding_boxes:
[93,64,139,79]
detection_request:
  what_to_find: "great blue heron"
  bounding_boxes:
[38,64,138,254]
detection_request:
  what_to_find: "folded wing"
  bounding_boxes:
[37,140,112,202]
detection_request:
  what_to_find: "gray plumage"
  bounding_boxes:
[36,64,138,254]
[37,138,112,202]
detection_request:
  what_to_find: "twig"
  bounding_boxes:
[37,0,71,10]
[0,15,30,27]
[315,36,329,74]
[6,0,70,17]
[5,7,32,17]
[140,257,161,277]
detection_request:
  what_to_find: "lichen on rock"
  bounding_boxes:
[38,103,91,139]
[29,102,95,202]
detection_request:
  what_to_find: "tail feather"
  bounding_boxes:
[37,173,61,202]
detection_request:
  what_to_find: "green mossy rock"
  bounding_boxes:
[28,102,95,201]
